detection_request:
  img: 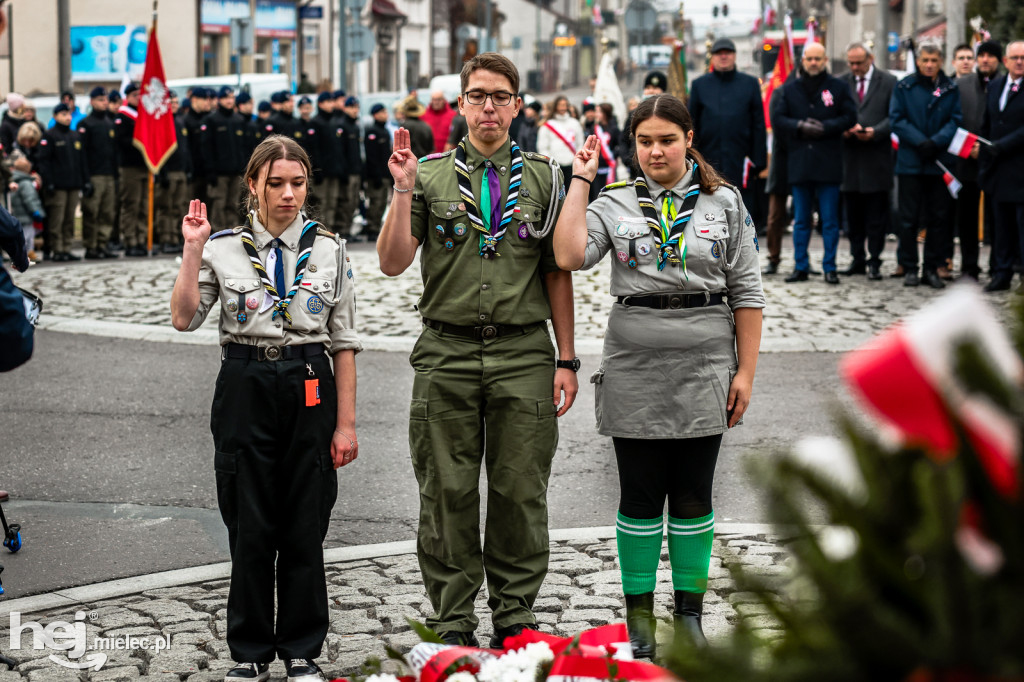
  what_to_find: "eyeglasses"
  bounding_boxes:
[1007,55,1024,61]
[463,90,515,106]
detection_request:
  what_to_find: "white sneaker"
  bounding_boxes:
[225,662,270,682]
[285,658,325,682]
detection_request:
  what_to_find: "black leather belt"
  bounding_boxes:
[616,292,725,309]
[223,342,325,361]
[422,318,542,341]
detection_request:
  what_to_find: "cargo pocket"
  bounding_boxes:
[294,277,338,331]
[693,221,729,265]
[428,199,470,252]
[219,275,262,334]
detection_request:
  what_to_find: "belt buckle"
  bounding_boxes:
[259,345,282,361]
[480,325,498,340]
[668,295,683,309]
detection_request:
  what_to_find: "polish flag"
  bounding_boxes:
[935,160,962,198]
[948,127,979,158]
[742,156,756,188]
[840,286,1022,499]
[891,132,899,150]
[133,25,177,173]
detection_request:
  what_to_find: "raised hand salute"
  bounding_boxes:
[181,199,212,245]
[389,127,419,191]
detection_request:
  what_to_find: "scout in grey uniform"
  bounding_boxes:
[171,136,360,682]
[553,95,765,658]
[377,53,579,650]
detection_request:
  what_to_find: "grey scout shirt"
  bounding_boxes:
[581,162,766,310]
[187,212,363,355]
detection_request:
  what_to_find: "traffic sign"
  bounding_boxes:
[346,24,375,62]
[300,5,323,19]
[554,36,577,47]
[624,0,657,32]
[887,31,899,53]
[347,0,367,10]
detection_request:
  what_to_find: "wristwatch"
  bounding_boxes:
[556,358,581,372]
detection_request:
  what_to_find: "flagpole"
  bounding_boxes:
[147,0,158,256]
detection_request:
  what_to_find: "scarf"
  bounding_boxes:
[239,213,318,325]
[633,163,702,272]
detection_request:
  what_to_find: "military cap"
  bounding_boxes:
[89,86,108,99]
[235,91,252,105]
[643,71,667,91]
[217,85,234,98]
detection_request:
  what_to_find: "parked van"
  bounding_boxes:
[165,73,290,107]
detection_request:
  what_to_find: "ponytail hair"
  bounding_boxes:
[629,94,726,194]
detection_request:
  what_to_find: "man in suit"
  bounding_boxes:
[979,40,1024,292]
[956,40,1002,280]
[840,42,898,280]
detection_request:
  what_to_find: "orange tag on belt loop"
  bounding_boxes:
[305,379,320,406]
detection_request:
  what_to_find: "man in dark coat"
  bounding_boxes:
[955,40,1002,280]
[978,40,1024,292]
[839,42,898,280]
[687,38,767,214]
[890,39,962,289]
[774,42,857,284]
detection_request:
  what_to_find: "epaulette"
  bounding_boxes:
[419,150,453,162]
[523,151,552,163]
[317,227,339,239]
[599,180,633,194]
[208,227,241,241]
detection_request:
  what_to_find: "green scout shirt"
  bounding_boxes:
[410,137,564,327]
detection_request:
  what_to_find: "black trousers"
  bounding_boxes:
[953,180,989,277]
[897,174,952,273]
[991,201,1024,282]
[844,190,889,267]
[212,352,339,662]
[613,434,723,519]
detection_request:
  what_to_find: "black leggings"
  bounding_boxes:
[613,434,722,519]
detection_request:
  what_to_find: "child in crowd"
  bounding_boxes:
[8,150,45,263]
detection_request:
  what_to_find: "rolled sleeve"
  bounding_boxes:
[327,241,363,355]
[724,187,766,310]
[581,198,613,270]
[185,246,221,332]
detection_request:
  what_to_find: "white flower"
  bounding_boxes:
[365,674,402,682]
[447,673,479,682]
[477,642,553,682]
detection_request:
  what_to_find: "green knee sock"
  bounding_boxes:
[667,511,715,593]
[616,512,664,595]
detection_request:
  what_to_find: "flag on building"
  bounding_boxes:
[762,13,795,128]
[948,127,989,158]
[133,25,177,174]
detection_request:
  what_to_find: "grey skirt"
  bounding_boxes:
[591,302,739,439]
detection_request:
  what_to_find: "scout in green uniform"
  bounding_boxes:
[377,53,580,649]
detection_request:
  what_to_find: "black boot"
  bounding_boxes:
[624,592,656,660]
[673,591,707,648]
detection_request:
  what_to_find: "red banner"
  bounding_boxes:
[133,25,177,174]
[763,16,795,130]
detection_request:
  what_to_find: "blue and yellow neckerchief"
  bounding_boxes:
[633,163,702,272]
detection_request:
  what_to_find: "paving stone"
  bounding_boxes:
[381,593,428,607]
[0,672,24,682]
[373,606,420,633]
[329,610,384,636]
[133,675,182,682]
[127,601,210,627]
[739,614,782,630]
[363,584,424,598]
[145,650,208,675]
[541,572,572,585]
[546,557,604,577]
[161,621,215,635]
[537,585,583,600]
[590,583,626,597]
[568,595,622,610]
[553,621,593,638]
[557,609,615,625]
[141,588,212,601]
[91,609,155,631]
[334,594,383,609]
[535,612,559,626]
[90,667,142,681]
[574,570,621,587]
[202,640,231,659]
[28,669,85,682]
[382,630,425,653]
[734,602,774,618]
[190,599,226,615]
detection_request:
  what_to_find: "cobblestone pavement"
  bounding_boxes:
[9,235,1012,353]
[0,530,791,681]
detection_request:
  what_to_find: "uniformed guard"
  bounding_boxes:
[171,135,360,682]
[265,91,302,141]
[185,87,211,206]
[38,103,90,261]
[333,96,363,238]
[113,83,150,256]
[296,96,325,178]
[248,101,273,158]
[377,52,579,649]
[313,92,341,230]
[78,86,119,259]
[157,91,191,253]
[362,103,391,241]
[202,86,248,230]
[552,95,765,658]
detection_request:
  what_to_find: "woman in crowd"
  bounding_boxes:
[171,135,361,682]
[537,94,584,184]
[552,94,764,659]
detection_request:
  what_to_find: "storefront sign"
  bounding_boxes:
[70,25,148,80]
[201,0,297,38]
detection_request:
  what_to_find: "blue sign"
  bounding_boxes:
[299,5,323,19]
[201,0,296,36]
[70,25,148,81]
[888,31,899,53]
[272,38,281,74]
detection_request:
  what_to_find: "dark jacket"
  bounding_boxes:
[297,116,326,179]
[979,74,1024,202]
[774,70,858,185]
[840,67,897,193]
[405,116,434,159]
[201,106,247,176]
[765,88,789,194]
[364,120,391,186]
[38,122,89,190]
[184,109,208,179]
[162,114,192,176]
[77,110,119,176]
[517,117,539,153]
[890,70,962,175]
[0,111,26,155]
[0,264,32,371]
[314,109,340,177]
[114,105,145,169]
[956,71,997,183]
[688,69,767,186]
[265,110,302,141]
[335,113,363,176]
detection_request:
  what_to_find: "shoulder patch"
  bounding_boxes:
[316,227,339,240]
[419,150,452,162]
[599,180,633,194]
[523,151,552,163]
[208,227,240,241]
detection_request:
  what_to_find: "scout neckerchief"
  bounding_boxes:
[454,139,523,259]
[633,162,702,273]
[240,213,318,325]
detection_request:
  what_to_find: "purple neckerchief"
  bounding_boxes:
[486,167,502,235]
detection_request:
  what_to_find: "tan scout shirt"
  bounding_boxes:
[187,213,363,354]
[409,137,564,327]
[581,163,766,310]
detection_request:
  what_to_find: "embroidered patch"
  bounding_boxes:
[307,295,324,314]
[711,242,722,259]
[558,185,566,200]
[753,233,760,252]
[347,268,354,279]
[745,214,753,227]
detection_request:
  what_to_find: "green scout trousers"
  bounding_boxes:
[81,174,116,250]
[409,324,559,633]
[158,171,189,245]
[44,189,79,254]
[119,166,148,248]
